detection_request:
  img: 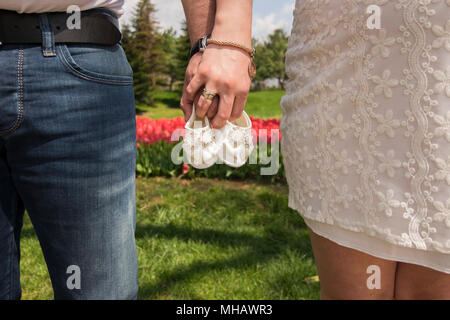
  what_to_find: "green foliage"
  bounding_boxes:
[267,29,289,89]
[174,21,192,87]
[159,22,191,91]
[253,39,272,85]
[160,28,179,91]
[122,0,163,104]
[123,7,193,99]
[253,29,289,89]
[136,141,180,177]
[136,141,286,184]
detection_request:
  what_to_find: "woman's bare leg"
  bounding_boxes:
[395,263,450,300]
[307,227,398,299]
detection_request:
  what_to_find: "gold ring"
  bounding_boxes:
[202,88,217,101]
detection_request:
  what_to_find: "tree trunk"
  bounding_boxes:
[278,78,285,90]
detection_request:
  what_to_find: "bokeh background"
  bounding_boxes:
[120,0,295,42]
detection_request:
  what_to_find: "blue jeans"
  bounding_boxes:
[0,11,138,299]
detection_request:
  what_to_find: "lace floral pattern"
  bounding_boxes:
[281,0,450,261]
[183,125,219,166]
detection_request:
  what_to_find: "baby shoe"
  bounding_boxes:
[183,105,219,169]
[216,111,254,168]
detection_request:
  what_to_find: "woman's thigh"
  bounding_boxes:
[395,263,450,300]
[307,227,398,300]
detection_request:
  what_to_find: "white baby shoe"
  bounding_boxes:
[216,111,254,168]
[183,106,219,169]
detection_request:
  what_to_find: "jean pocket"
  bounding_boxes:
[57,44,134,85]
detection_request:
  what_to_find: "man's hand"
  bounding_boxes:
[180,52,203,122]
[180,52,221,123]
[180,0,253,128]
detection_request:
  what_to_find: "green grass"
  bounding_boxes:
[136,90,284,119]
[20,177,319,300]
[136,91,184,119]
[245,90,284,119]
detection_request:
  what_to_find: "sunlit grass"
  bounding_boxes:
[20,177,319,300]
[136,90,284,120]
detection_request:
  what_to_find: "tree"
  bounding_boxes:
[253,38,272,90]
[160,28,179,91]
[174,21,192,89]
[266,29,288,90]
[252,29,289,90]
[122,0,163,104]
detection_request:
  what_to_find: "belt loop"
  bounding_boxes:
[38,13,56,57]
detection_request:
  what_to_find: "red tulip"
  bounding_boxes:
[136,116,281,145]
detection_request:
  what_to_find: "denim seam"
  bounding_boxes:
[0,48,24,137]
[57,45,134,86]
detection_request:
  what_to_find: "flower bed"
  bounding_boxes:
[136,116,285,183]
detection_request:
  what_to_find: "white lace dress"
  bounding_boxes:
[281,0,450,273]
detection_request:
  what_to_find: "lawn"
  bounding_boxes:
[136,90,284,119]
[20,177,319,300]
[20,89,319,300]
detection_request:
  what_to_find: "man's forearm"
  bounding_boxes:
[181,0,216,46]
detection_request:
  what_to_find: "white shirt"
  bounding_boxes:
[0,0,125,18]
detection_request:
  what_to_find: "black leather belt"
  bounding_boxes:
[0,8,122,46]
